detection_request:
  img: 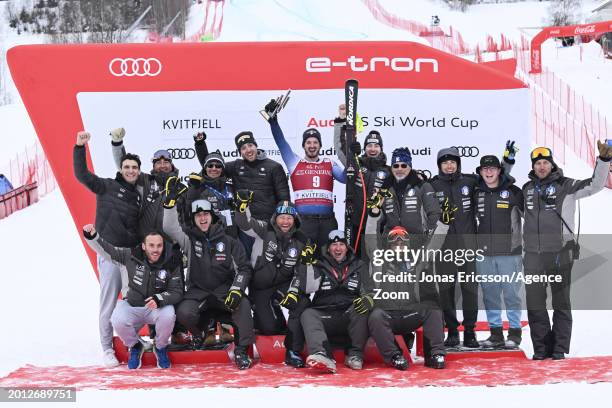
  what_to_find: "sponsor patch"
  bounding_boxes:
[216,242,225,252]
[546,185,556,195]
[288,247,298,258]
[497,203,509,209]
[461,186,470,196]
[407,188,415,197]
[500,190,509,199]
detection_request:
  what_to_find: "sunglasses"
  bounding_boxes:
[530,147,552,160]
[206,163,223,169]
[392,163,409,169]
[276,205,298,216]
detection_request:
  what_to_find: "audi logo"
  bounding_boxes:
[451,146,480,157]
[109,58,162,77]
[167,148,196,160]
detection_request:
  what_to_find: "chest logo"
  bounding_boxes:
[288,247,298,258]
[461,186,470,196]
[500,190,509,199]
[407,188,415,197]
[216,242,225,252]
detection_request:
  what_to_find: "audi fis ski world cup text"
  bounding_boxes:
[306,56,439,73]
[359,115,479,130]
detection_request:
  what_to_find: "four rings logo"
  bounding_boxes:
[109,58,162,77]
[451,146,480,157]
[167,148,196,160]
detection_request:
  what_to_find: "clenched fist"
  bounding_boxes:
[76,131,91,146]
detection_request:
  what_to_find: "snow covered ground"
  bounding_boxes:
[2,0,612,405]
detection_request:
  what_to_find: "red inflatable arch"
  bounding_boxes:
[530,20,612,73]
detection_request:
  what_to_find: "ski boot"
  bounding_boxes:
[234,346,252,370]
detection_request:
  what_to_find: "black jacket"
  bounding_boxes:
[235,208,306,290]
[86,233,184,307]
[298,248,367,311]
[195,139,290,221]
[73,145,141,247]
[163,207,251,301]
[474,173,523,256]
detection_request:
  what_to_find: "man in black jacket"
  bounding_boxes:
[162,189,255,370]
[194,131,290,256]
[235,196,309,368]
[298,230,370,373]
[522,144,611,360]
[83,227,183,369]
[73,131,142,367]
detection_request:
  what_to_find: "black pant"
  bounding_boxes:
[524,251,573,355]
[436,259,478,332]
[176,295,255,347]
[250,283,310,352]
[300,214,338,255]
[300,306,369,359]
[368,307,446,362]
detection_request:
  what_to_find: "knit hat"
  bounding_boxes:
[302,128,322,147]
[364,130,383,148]
[391,147,412,167]
[530,147,556,169]
[235,131,257,150]
[204,150,225,168]
[476,155,501,173]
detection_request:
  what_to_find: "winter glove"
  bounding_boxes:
[264,99,279,117]
[350,141,362,156]
[353,294,374,315]
[163,176,188,209]
[109,127,125,143]
[82,225,97,240]
[193,132,207,142]
[279,291,299,311]
[299,242,317,266]
[503,140,518,163]
[597,140,612,161]
[187,172,203,188]
[224,289,243,312]
[440,197,458,225]
[367,188,392,214]
[235,189,254,213]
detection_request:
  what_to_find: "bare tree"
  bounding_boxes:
[547,0,583,26]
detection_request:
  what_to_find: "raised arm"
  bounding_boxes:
[162,207,190,252]
[570,156,610,200]
[82,224,130,265]
[333,104,347,166]
[194,132,209,169]
[234,202,269,239]
[73,132,106,194]
[269,119,299,173]
[332,159,346,183]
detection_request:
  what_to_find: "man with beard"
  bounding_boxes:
[334,104,391,254]
[261,99,345,251]
[74,131,142,368]
[298,230,370,373]
[523,143,611,360]
[179,148,236,237]
[83,227,183,370]
[194,131,290,256]
[162,188,255,370]
[235,196,309,368]
[110,128,179,238]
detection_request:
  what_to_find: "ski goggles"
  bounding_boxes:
[530,147,553,161]
[191,199,213,214]
[152,149,172,163]
[387,226,409,243]
[276,204,298,216]
[328,230,347,243]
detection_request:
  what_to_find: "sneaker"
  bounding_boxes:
[234,346,252,370]
[480,327,504,348]
[191,335,204,351]
[551,352,565,360]
[285,350,305,368]
[444,332,460,347]
[505,328,522,349]
[153,346,171,369]
[127,342,144,369]
[102,349,119,368]
[463,330,480,348]
[344,355,363,370]
[424,354,446,369]
[306,352,336,373]
[171,331,192,345]
[390,353,409,371]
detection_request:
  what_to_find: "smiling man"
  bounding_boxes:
[73,131,142,368]
[234,196,309,368]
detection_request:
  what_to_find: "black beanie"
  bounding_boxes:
[302,128,322,147]
[235,131,257,150]
[364,130,383,148]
